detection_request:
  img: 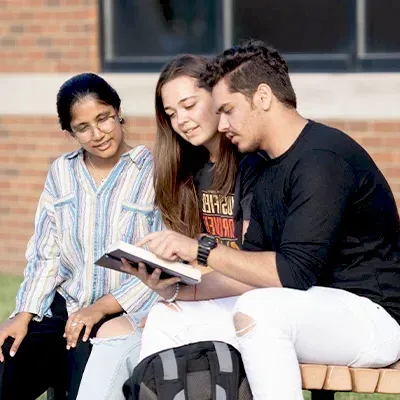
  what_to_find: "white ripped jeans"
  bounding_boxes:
[139,296,240,360]
[140,287,400,400]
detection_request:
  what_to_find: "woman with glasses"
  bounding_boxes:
[77,55,268,400]
[0,73,162,400]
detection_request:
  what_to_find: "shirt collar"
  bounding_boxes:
[126,145,150,169]
[66,149,82,159]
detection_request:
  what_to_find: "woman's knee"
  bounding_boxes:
[96,316,135,339]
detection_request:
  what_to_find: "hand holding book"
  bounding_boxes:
[95,236,201,285]
[120,258,180,302]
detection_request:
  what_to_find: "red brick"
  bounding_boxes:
[18,37,37,46]
[384,137,400,147]
[320,120,348,132]
[381,167,400,179]
[345,121,370,132]
[0,182,10,189]
[372,122,400,133]
[356,137,383,148]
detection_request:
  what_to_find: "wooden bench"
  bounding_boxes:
[302,361,400,399]
[45,361,400,399]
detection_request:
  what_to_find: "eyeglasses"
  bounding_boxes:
[72,114,117,143]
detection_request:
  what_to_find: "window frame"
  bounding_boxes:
[100,0,400,73]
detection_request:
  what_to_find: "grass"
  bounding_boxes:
[0,274,398,399]
[0,273,23,321]
[303,393,399,399]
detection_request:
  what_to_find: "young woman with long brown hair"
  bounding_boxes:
[153,54,241,244]
[77,55,267,400]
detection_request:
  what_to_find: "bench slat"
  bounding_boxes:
[376,369,400,394]
[349,368,380,393]
[300,364,400,394]
[322,366,352,391]
[301,364,327,390]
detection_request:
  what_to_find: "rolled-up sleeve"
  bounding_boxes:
[12,174,61,321]
[111,277,161,314]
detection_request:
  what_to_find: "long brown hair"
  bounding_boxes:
[154,54,238,238]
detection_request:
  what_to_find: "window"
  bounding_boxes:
[101,0,400,72]
[361,0,400,70]
[233,0,353,71]
[102,0,223,72]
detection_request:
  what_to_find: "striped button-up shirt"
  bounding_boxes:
[13,145,163,321]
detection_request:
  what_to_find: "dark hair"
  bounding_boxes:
[56,72,122,133]
[154,54,238,238]
[202,39,297,109]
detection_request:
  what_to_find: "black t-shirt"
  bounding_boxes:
[243,121,400,324]
[194,152,268,249]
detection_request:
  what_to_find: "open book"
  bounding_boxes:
[95,240,201,285]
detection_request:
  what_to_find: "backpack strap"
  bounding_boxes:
[153,348,188,400]
[206,342,240,400]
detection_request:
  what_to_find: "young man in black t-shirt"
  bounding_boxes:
[126,40,400,399]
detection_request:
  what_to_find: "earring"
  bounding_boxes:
[119,116,125,124]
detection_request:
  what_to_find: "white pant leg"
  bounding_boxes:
[139,297,239,361]
[234,286,400,400]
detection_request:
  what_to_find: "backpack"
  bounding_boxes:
[123,341,253,400]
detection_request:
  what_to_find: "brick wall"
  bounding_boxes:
[0,116,399,275]
[0,0,99,72]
